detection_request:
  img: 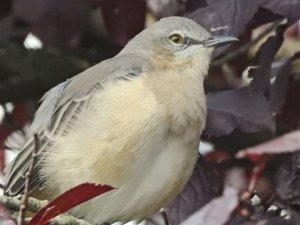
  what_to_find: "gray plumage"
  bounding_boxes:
[5,54,150,195]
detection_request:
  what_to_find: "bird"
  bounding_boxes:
[4,16,237,224]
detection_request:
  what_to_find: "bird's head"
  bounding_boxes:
[122,16,238,73]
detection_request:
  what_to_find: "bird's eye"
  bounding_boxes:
[168,33,184,45]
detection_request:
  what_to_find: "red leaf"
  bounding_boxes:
[247,156,269,193]
[204,150,231,162]
[28,183,114,225]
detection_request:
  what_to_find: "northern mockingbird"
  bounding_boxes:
[4,16,237,224]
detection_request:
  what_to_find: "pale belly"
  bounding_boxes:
[38,78,204,224]
[71,133,199,224]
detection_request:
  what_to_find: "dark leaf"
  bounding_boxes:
[275,152,300,206]
[0,47,83,103]
[270,53,300,113]
[205,25,285,137]
[13,0,91,46]
[0,15,26,42]
[278,80,300,129]
[237,130,300,158]
[184,0,299,57]
[186,0,259,37]
[260,0,300,22]
[186,0,300,37]
[206,87,275,137]
[166,157,223,224]
[0,1,12,19]
[185,0,207,13]
[264,217,294,225]
[270,59,292,113]
[207,131,274,154]
[228,217,295,225]
[179,185,239,225]
[250,25,286,94]
[0,41,119,104]
[178,168,246,225]
[28,183,114,225]
[147,0,186,17]
[100,0,146,46]
[251,8,283,28]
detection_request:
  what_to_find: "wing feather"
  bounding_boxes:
[4,54,149,195]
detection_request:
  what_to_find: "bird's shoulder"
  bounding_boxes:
[31,53,152,133]
[3,54,152,196]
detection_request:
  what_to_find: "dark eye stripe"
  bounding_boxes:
[185,37,202,45]
[183,37,203,48]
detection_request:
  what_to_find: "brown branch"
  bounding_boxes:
[212,19,284,67]
[0,195,48,212]
[159,208,170,225]
[0,195,92,225]
[17,133,39,225]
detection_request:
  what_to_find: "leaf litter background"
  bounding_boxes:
[0,0,300,224]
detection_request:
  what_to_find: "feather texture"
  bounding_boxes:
[4,54,149,195]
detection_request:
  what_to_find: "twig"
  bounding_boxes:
[0,195,48,212]
[248,157,269,195]
[159,208,170,225]
[17,133,39,225]
[51,215,92,225]
[212,19,284,67]
[0,195,92,225]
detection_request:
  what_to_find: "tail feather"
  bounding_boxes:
[4,134,50,196]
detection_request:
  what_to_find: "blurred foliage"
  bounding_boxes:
[1,0,300,225]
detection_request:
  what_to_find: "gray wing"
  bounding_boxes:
[4,54,150,195]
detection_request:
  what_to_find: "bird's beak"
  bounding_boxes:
[203,36,238,48]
